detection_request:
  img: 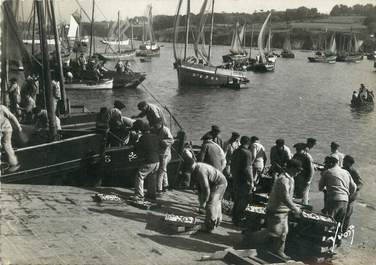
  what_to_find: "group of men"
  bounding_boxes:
[352,83,374,105]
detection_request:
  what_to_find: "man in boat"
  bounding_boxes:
[198,133,226,171]
[115,60,125,73]
[231,136,254,226]
[222,132,240,200]
[78,53,87,71]
[187,159,227,232]
[201,125,223,149]
[269,139,292,179]
[249,136,267,184]
[0,104,22,172]
[329,142,345,167]
[319,155,357,235]
[351,91,359,105]
[359,84,367,100]
[51,75,61,115]
[266,159,302,259]
[133,121,160,201]
[34,109,62,131]
[342,155,363,232]
[8,78,21,118]
[153,118,174,193]
[132,101,166,127]
[108,101,134,146]
[292,143,314,205]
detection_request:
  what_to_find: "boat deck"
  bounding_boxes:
[0,184,241,265]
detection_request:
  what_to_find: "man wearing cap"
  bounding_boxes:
[231,136,254,225]
[133,121,160,200]
[202,125,223,150]
[292,143,315,205]
[132,101,166,127]
[188,160,227,232]
[319,155,357,232]
[153,118,174,192]
[249,136,267,183]
[222,132,240,200]
[269,139,292,178]
[342,155,363,232]
[266,159,302,259]
[329,142,345,167]
[198,133,226,171]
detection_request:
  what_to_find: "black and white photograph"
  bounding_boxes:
[0,0,376,264]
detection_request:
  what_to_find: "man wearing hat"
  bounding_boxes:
[132,101,166,128]
[329,142,345,167]
[269,139,292,178]
[202,125,223,150]
[133,121,160,200]
[198,133,226,171]
[292,143,314,205]
[319,154,357,233]
[250,136,267,183]
[223,132,240,175]
[266,159,302,259]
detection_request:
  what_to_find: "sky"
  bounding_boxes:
[19,0,375,22]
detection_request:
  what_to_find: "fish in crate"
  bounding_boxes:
[164,214,196,228]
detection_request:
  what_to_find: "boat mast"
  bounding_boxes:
[1,4,9,105]
[89,0,95,57]
[184,0,190,59]
[35,0,57,141]
[207,0,214,62]
[249,24,253,58]
[49,0,67,114]
[131,19,134,50]
[117,10,120,53]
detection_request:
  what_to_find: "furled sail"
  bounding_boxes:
[229,22,243,55]
[194,0,209,61]
[283,34,292,52]
[257,12,271,63]
[172,0,184,61]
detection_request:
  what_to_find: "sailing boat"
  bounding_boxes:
[337,34,362,63]
[252,13,275,72]
[280,32,295,58]
[264,27,277,63]
[136,5,160,57]
[99,11,136,61]
[222,23,248,63]
[173,0,249,88]
[308,33,337,63]
[68,12,89,53]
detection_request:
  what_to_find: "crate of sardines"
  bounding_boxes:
[164,214,197,227]
[297,210,337,227]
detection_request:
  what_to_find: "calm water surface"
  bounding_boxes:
[69,42,376,204]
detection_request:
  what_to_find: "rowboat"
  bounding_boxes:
[65,79,114,90]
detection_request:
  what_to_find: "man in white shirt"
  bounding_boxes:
[329,142,345,167]
[250,136,267,183]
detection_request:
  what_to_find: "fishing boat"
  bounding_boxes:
[102,68,146,89]
[337,34,362,63]
[64,79,114,90]
[264,27,278,63]
[222,23,248,63]
[252,13,275,72]
[308,33,337,63]
[66,12,89,54]
[280,33,295,58]
[173,0,249,88]
[99,11,136,61]
[136,5,160,57]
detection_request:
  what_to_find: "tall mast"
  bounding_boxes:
[89,0,95,57]
[117,10,120,53]
[35,0,57,141]
[131,19,134,50]
[184,0,190,59]
[249,24,254,58]
[49,0,67,114]
[207,0,214,62]
[1,4,9,105]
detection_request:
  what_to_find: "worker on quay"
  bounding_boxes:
[222,132,240,200]
[266,159,302,259]
[133,121,160,201]
[1,104,22,172]
[269,139,292,179]
[329,142,345,167]
[198,133,226,171]
[187,158,227,233]
[132,101,166,128]
[319,155,357,235]
[201,125,223,149]
[292,143,314,205]
[342,155,363,232]
[231,136,254,226]
[249,136,267,184]
[153,118,174,193]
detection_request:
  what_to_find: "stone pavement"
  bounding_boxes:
[0,184,242,265]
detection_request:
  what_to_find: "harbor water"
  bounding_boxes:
[68,42,376,206]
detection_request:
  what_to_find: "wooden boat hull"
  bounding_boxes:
[222,53,248,63]
[308,55,337,63]
[174,61,249,88]
[65,79,114,90]
[136,47,160,57]
[96,50,136,61]
[103,71,146,89]
[281,51,295,58]
[251,62,275,72]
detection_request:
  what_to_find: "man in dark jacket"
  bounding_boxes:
[133,121,160,200]
[198,133,226,171]
[201,125,223,149]
[231,136,254,225]
[132,101,166,127]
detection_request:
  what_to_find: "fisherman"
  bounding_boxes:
[132,101,166,127]
[133,121,160,201]
[342,155,363,232]
[231,136,254,226]
[51,76,61,115]
[319,155,357,234]
[188,159,227,232]
[115,60,125,73]
[94,65,104,82]
[0,104,22,172]
[8,78,21,118]
[108,101,134,146]
[329,142,345,167]
[20,93,36,124]
[153,118,174,193]
[34,109,62,131]
[359,83,367,100]
[351,91,359,105]
[292,143,314,205]
[222,132,240,200]
[306,137,317,152]
[250,136,267,184]
[202,125,223,149]
[269,139,292,178]
[266,159,302,259]
[78,53,87,71]
[198,133,226,171]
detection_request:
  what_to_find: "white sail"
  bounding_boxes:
[230,22,243,54]
[67,15,79,39]
[328,34,336,54]
[354,35,361,53]
[238,24,245,44]
[258,13,271,63]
